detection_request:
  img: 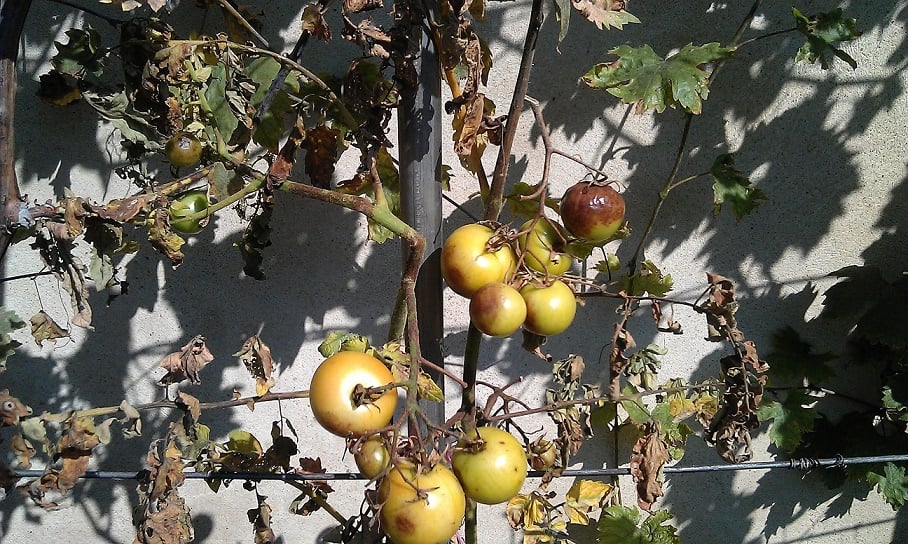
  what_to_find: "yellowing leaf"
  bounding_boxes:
[583,43,735,114]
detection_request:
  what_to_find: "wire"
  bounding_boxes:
[12,453,908,482]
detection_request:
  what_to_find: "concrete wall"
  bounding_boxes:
[2,0,907,542]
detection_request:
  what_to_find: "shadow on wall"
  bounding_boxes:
[1,0,906,542]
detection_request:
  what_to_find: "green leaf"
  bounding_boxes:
[867,463,908,510]
[757,391,819,452]
[52,27,106,77]
[793,8,861,70]
[583,43,734,114]
[317,331,369,358]
[710,153,766,220]
[765,326,835,384]
[0,308,25,372]
[368,147,402,244]
[81,89,163,149]
[206,64,240,144]
[618,260,673,297]
[650,402,694,461]
[620,384,650,425]
[598,505,680,544]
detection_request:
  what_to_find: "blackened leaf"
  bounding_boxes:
[711,153,766,220]
[583,43,734,114]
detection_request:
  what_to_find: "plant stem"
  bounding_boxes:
[484,0,544,221]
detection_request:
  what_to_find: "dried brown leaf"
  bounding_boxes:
[29,311,70,347]
[158,335,214,386]
[629,425,670,511]
[234,336,275,396]
[10,434,36,469]
[302,3,332,39]
[177,392,201,422]
[453,93,485,156]
[343,0,382,13]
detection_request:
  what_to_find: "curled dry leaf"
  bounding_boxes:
[135,439,193,544]
[630,424,670,511]
[343,0,382,14]
[176,392,201,422]
[29,311,70,347]
[248,493,276,544]
[0,389,32,426]
[158,335,214,387]
[234,335,275,396]
[23,416,101,509]
[706,353,768,463]
[703,272,740,342]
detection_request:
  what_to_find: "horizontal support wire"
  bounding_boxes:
[12,454,908,482]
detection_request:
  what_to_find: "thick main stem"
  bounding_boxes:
[0,0,33,263]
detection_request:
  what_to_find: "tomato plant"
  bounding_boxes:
[165,132,202,168]
[520,280,577,336]
[452,426,528,505]
[168,189,210,234]
[308,351,398,437]
[518,219,572,276]
[441,224,517,298]
[469,282,526,337]
[560,181,625,243]
[378,461,466,544]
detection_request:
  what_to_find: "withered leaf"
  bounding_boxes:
[148,208,185,268]
[119,400,143,438]
[453,93,486,157]
[33,232,93,329]
[629,425,670,511]
[248,493,276,544]
[303,125,342,188]
[234,336,275,396]
[571,0,639,30]
[301,3,332,40]
[158,335,214,386]
[10,434,36,469]
[29,311,70,347]
[0,389,33,426]
[90,193,155,222]
[177,392,201,422]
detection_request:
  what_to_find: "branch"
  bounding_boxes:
[483,0,544,221]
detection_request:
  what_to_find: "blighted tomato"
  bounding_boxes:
[379,461,466,544]
[520,280,577,336]
[469,282,527,337]
[452,426,527,504]
[165,132,203,168]
[354,436,390,479]
[441,223,517,298]
[560,181,625,243]
[309,351,398,437]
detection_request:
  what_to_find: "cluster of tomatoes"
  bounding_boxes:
[442,181,626,339]
[307,350,540,544]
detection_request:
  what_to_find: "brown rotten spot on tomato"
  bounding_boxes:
[560,180,625,243]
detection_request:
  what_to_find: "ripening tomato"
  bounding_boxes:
[165,132,203,168]
[518,219,572,276]
[379,461,466,544]
[469,282,526,337]
[441,223,517,298]
[168,189,210,234]
[560,181,625,243]
[451,426,527,504]
[309,351,398,437]
[354,436,390,479]
[520,280,577,336]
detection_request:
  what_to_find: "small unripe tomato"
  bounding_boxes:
[441,223,517,298]
[469,282,526,337]
[451,426,528,504]
[168,189,210,234]
[518,219,572,276]
[166,132,203,168]
[520,280,577,336]
[354,436,390,479]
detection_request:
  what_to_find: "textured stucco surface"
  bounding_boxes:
[2,1,907,543]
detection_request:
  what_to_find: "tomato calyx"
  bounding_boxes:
[351,383,394,407]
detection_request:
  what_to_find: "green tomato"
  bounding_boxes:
[469,282,527,337]
[354,436,390,479]
[168,189,210,234]
[451,426,528,504]
[165,132,203,168]
[518,219,573,276]
[520,280,577,336]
